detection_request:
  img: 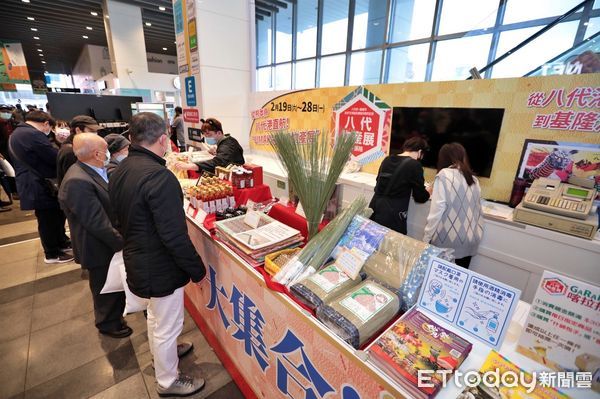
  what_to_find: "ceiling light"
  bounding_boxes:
[33,36,40,40]
[159,6,166,11]
[162,47,167,51]
[27,17,35,21]
[145,22,152,26]
[37,49,42,52]
[31,28,38,31]
[105,15,110,19]
[22,0,30,3]
[90,11,98,16]
[82,35,89,39]
[41,61,46,64]
[86,26,93,30]
[39,54,43,57]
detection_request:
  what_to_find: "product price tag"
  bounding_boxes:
[194,208,207,224]
[186,204,197,218]
[244,210,262,228]
[246,199,256,211]
[335,248,365,280]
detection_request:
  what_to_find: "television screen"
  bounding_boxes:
[390,107,505,177]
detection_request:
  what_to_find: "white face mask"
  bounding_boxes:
[55,128,70,142]
[0,112,11,120]
[114,153,127,163]
[103,149,111,167]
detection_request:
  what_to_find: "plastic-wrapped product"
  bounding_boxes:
[316,280,401,349]
[290,263,365,310]
[331,215,389,261]
[362,230,429,292]
[399,245,448,312]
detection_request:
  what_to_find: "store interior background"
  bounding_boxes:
[0,0,599,398]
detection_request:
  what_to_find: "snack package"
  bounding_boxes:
[290,263,365,309]
[316,280,401,349]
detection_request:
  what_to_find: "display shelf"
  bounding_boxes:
[183,212,593,399]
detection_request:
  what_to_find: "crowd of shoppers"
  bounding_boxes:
[5,109,208,397]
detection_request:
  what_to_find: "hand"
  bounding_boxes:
[174,161,198,171]
[208,147,216,155]
[425,182,433,195]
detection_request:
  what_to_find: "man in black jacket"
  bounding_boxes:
[58,133,130,338]
[109,112,206,397]
[174,117,244,174]
[57,115,103,186]
[8,111,73,263]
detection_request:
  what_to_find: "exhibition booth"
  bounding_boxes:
[176,72,599,398]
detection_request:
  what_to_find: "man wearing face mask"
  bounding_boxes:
[57,115,104,186]
[8,111,74,263]
[109,112,207,397]
[104,134,130,177]
[174,117,244,174]
[58,133,130,338]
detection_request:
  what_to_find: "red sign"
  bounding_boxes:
[338,99,380,158]
[542,278,567,295]
[183,108,200,123]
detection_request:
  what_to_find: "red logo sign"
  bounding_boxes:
[183,108,200,123]
[542,278,567,295]
[338,99,380,158]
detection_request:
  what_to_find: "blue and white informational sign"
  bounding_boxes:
[185,76,196,107]
[418,257,521,349]
[173,0,184,35]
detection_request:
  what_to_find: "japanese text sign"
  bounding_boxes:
[517,271,600,386]
[418,257,521,349]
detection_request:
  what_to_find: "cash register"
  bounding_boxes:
[513,177,598,239]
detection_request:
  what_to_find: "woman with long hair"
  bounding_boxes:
[423,143,483,268]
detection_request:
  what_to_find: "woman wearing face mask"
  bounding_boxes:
[48,120,70,149]
[103,134,130,177]
[174,118,245,174]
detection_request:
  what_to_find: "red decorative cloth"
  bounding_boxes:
[233,184,272,206]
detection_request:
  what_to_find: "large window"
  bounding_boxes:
[255,0,599,91]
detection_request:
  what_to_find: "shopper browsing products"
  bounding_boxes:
[58,133,129,337]
[8,111,73,264]
[104,133,130,177]
[369,137,432,234]
[174,117,245,174]
[422,143,483,268]
[57,115,104,185]
[109,112,207,397]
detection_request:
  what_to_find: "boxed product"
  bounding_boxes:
[316,280,401,349]
[367,307,472,399]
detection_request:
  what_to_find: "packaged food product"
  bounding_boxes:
[316,280,401,349]
[290,263,365,309]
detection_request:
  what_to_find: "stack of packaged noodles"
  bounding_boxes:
[367,307,472,398]
[214,213,303,267]
[316,279,401,349]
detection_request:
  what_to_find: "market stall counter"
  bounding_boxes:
[183,213,592,399]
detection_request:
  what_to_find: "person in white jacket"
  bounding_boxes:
[423,143,483,268]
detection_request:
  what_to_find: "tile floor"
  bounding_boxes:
[0,202,244,399]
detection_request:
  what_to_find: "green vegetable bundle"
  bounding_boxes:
[270,130,356,240]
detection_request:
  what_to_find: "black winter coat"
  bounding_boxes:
[8,123,59,210]
[56,143,76,186]
[195,134,245,173]
[109,145,206,298]
[58,162,123,269]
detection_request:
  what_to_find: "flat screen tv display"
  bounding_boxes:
[389,107,505,177]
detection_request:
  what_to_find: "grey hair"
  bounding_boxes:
[129,112,166,145]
